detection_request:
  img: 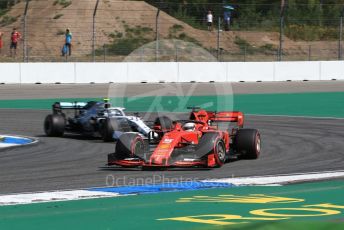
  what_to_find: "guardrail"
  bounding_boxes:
[0,61,343,84]
[1,1,343,63]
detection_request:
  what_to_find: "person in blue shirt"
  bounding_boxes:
[65,28,72,56]
[224,11,231,31]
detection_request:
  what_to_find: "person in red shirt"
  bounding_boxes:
[10,28,21,57]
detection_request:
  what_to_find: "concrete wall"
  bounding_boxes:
[0,61,343,84]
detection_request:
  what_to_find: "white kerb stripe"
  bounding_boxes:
[0,190,121,206]
[203,171,344,185]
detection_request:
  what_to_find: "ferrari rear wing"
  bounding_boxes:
[209,111,244,128]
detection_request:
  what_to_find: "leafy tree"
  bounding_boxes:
[146,0,344,40]
[0,0,19,10]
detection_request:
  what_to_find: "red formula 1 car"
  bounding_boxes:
[107,107,261,168]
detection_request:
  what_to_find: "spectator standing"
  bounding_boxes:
[0,31,3,54]
[224,11,231,31]
[65,28,72,56]
[223,5,235,31]
[207,10,213,31]
[10,28,21,57]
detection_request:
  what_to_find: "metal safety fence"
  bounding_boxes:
[0,0,343,62]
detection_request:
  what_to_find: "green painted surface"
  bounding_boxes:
[0,98,100,110]
[1,92,344,117]
[0,180,343,230]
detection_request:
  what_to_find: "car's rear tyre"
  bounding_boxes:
[154,116,173,131]
[100,118,115,142]
[197,132,226,167]
[115,133,145,158]
[44,114,65,137]
[234,129,261,159]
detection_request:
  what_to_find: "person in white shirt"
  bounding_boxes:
[207,10,213,31]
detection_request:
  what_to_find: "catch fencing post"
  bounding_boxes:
[141,47,144,62]
[244,45,247,62]
[155,2,168,62]
[278,0,286,61]
[174,39,178,62]
[23,0,29,62]
[155,9,160,62]
[217,17,221,61]
[103,44,106,62]
[338,9,344,60]
[93,0,100,62]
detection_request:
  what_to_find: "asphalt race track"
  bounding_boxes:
[1,108,344,194]
[1,82,344,194]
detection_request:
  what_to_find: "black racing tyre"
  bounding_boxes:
[214,138,226,166]
[197,132,226,167]
[154,116,173,131]
[44,114,65,137]
[234,129,261,159]
[100,118,115,142]
[115,133,145,158]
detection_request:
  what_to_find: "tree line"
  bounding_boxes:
[147,0,344,40]
[148,0,344,25]
[0,0,19,10]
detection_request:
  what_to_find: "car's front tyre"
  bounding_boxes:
[197,132,226,167]
[100,118,115,142]
[115,133,145,158]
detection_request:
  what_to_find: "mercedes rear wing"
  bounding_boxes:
[52,101,91,114]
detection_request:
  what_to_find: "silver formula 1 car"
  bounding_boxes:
[44,100,151,141]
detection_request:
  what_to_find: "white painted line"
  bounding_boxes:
[204,170,344,186]
[0,190,122,206]
[0,143,18,148]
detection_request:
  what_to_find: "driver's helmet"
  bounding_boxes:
[103,98,111,109]
[104,102,111,109]
[183,122,196,132]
